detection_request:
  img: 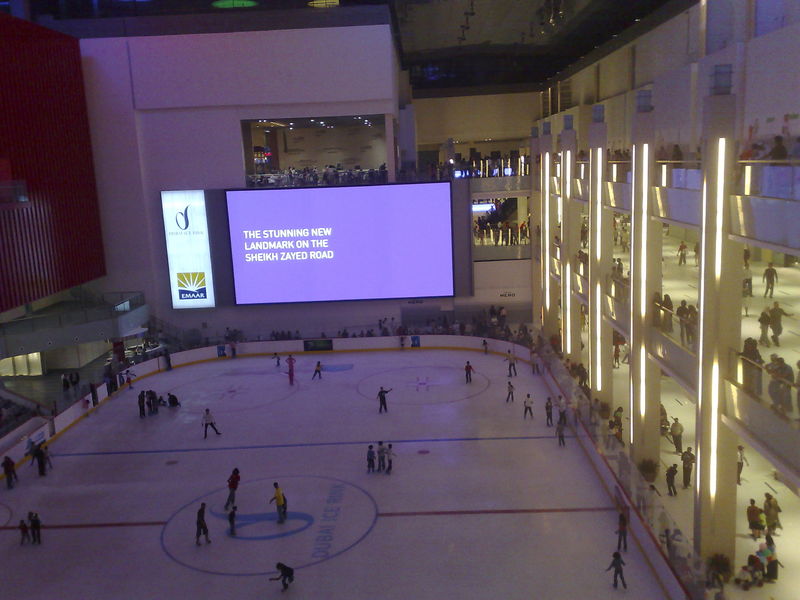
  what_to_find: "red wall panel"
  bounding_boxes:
[0,14,105,313]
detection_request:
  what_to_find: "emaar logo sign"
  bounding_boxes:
[161,190,216,309]
[176,205,190,230]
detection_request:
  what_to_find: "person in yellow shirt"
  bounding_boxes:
[270,482,287,524]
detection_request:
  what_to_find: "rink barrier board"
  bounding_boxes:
[541,364,691,600]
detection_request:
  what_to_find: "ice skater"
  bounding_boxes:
[505,350,517,376]
[286,355,296,385]
[523,394,533,419]
[28,512,41,545]
[270,563,294,591]
[385,443,395,474]
[195,502,211,545]
[125,369,134,390]
[557,396,567,425]
[3,455,18,489]
[202,409,221,438]
[312,361,322,380]
[506,381,515,403]
[377,441,386,472]
[482,339,488,354]
[224,468,240,510]
[556,422,566,447]
[19,520,30,545]
[465,361,474,383]
[273,352,281,367]
[616,512,628,552]
[270,482,287,524]
[228,506,237,536]
[137,391,146,418]
[366,444,376,473]
[605,551,627,589]
[377,387,392,413]
[545,397,553,426]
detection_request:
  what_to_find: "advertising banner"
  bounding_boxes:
[161,190,216,309]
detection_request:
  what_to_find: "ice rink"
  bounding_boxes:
[1,349,669,599]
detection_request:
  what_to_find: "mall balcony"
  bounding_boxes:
[0,289,149,403]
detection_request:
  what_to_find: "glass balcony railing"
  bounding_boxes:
[736,159,800,200]
[654,161,703,190]
[0,292,145,336]
[733,350,800,426]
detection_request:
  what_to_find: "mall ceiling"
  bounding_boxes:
[389,0,682,91]
[29,0,691,93]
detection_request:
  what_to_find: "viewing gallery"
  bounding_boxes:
[1,1,799,599]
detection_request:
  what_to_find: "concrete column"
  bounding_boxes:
[694,94,740,561]
[530,131,543,329]
[629,113,663,464]
[587,122,613,404]
[539,131,559,340]
[629,142,663,463]
[560,128,581,363]
[384,114,397,183]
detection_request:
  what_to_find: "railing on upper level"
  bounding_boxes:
[732,350,799,427]
[654,161,702,190]
[736,159,800,200]
[731,159,800,250]
[726,350,800,481]
[0,292,145,336]
[607,160,631,184]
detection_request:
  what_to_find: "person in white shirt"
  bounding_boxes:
[202,409,221,439]
[523,394,533,419]
[506,381,515,403]
[384,444,396,475]
[737,445,750,485]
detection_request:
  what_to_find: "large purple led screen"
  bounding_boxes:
[226,183,454,304]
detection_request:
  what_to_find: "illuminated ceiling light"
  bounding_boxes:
[307,0,339,7]
[211,0,258,8]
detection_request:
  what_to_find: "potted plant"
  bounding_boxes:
[707,553,732,584]
[638,458,659,483]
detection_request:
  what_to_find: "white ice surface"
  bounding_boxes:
[1,350,669,599]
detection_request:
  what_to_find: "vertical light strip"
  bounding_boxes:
[595,282,602,391]
[743,165,752,196]
[696,178,708,493]
[661,164,668,187]
[714,138,726,280]
[639,144,649,320]
[594,147,603,392]
[709,359,719,500]
[639,145,649,429]
[565,262,572,354]
[595,148,602,261]
[544,152,551,310]
[565,150,572,199]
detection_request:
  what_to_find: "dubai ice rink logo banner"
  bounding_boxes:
[161,190,216,309]
[177,272,208,300]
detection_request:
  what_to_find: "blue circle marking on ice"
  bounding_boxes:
[207,506,314,540]
[160,475,378,576]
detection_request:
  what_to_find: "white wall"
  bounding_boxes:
[460,260,532,306]
[414,92,539,146]
[80,25,442,336]
[742,20,800,139]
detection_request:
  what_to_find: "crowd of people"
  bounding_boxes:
[247,164,388,188]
